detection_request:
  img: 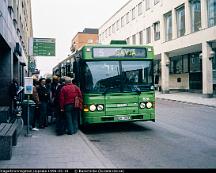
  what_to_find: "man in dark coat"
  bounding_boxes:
[54,77,66,135]
[37,78,49,128]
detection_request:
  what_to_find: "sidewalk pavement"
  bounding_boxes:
[0,126,115,169]
[156,91,216,108]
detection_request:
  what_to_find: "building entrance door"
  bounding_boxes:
[189,72,202,91]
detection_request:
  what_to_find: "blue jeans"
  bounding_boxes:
[64,104,78,134]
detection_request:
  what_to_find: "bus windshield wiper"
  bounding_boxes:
[102,87,111,95]
[102,85,120,95]
[131,85,141,95]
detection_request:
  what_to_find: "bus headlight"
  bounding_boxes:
[97,105,104,111]
[146,102,153,109]
[140,102,145,109]
[89,105,96,112]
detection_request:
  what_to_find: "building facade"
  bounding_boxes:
[99,0,216,97]
[70,28,99,52]
[0,0,33,107]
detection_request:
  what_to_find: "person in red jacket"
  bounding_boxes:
[59,76,82,135]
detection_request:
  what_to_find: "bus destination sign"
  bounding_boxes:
[93,47,147,58]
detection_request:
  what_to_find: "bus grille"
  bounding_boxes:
[101,117,114,121]
[131,115,143,120]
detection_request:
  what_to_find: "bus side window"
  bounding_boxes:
[73,61,79,85]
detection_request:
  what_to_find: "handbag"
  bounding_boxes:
[74,96,83,110]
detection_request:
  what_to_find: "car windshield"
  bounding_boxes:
[81,61,153,93]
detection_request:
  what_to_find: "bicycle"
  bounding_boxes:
[10,97,24,136]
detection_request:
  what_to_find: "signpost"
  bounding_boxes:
[28,37,56,76]
[29,38,56,57]
[24,77,33,137]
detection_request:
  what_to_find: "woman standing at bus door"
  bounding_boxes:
[59,76,82,135]
[54,77,66,136]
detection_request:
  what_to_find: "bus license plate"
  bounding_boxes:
[118,116,130,121]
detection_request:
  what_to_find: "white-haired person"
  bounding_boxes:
[59,76,82,135]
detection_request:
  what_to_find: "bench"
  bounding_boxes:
[0,122,18,160]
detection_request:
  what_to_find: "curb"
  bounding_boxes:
[156,97,216,108]
[78,130,116,168]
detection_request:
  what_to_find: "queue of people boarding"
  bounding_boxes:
[31,75,82,136]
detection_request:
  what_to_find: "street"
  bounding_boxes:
[83,99,216,168]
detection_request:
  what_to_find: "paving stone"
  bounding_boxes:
[0,125,114,168]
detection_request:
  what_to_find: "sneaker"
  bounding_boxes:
[32,128,39,131]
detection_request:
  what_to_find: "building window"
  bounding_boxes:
[139,31,143,45]
[190,0,201,32]
[169,55,189,74]
[213,50,216,91]
[116,20,120,30]
[146,27,151,44]
[132,7,136,20]
[164,12,172,41]
[126,37,130,44]
[213,49,216,70]
[121,16,125,27]
[126,12,130,24]
[154,60,161,75]
[105,29,107,38]
[112,23,115,33]
[154,0,160,5]
[189,53,202,72]
[154,60,161,84]
[153,21,160,41]
[183,55,189,73]
[207,0,216,27]
[87,39,93,44]
[132,34,136,45]
[138,2,143,16]
[170,56,183,74]
[109,26,111,36]
[146,0,150,11]
[101,33,104,42]
[176,5,185,37]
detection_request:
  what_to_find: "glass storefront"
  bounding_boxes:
[154,50,216,93]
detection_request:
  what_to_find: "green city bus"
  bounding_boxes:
[53,41,155,127]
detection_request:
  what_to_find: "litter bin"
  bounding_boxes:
[22,100,35,125]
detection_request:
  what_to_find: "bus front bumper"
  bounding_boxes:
[82,113,155,125]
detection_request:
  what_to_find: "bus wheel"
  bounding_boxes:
[79,124,88,133]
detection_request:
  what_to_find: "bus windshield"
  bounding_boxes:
[81,61,153,93]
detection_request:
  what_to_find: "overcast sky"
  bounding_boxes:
[31,0,129,76]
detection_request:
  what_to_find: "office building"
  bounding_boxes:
[99,0,216,97]
[0,0,33,107]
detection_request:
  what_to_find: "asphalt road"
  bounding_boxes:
[83,99,216,168]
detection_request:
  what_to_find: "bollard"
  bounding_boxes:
[25,95,32,137]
